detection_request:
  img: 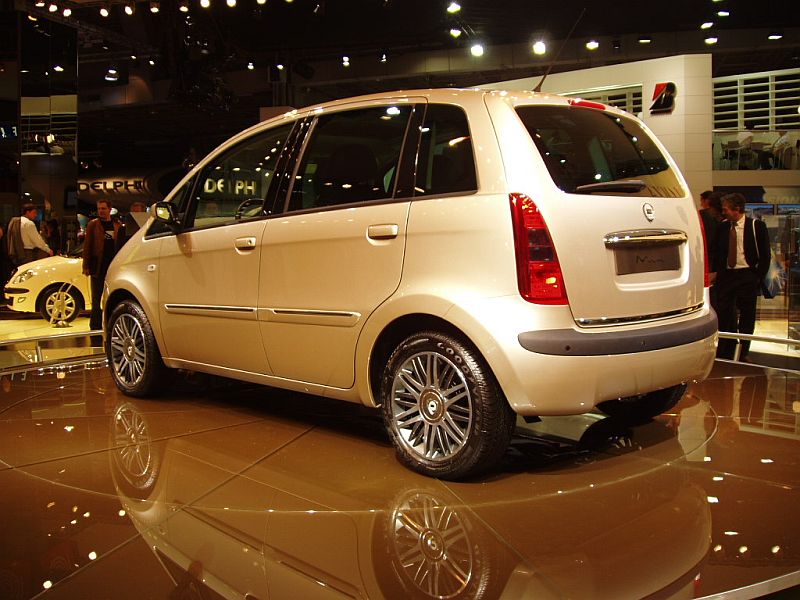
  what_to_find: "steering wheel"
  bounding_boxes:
[235,198,265,220]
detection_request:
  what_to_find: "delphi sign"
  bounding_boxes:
[78,178,145,194]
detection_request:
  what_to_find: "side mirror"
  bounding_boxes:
[153,202,180,231]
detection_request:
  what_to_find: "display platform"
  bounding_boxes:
[0,358,798,599]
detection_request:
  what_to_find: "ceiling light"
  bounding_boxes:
[247,61,254,70]
[470,43,484,57]
[179,0,189,12]
[276,63,284,70]
[124,1,134,15]
[380,52,387,63]
[53,65,64,72]
[638,36,652,44]
[446,2,461,13]
[532,41,546,55]
[717,10,730,17]
[99,4,110,17]
[768,33,783,41]
[62,7,71,16]
[150,1,160,13]
[257,0,266,4]
[201,0,211,6]
[701,21,714,30]
[48,3,58,13]
[105,67,119,82]
[449,28,462,38]
[35,0,45,6]
[342,55,350,67]
[704,36,718,45]
[130,54,137,60]
[148,59,155,65]
[226,0,236,6]
[585,40,599,50]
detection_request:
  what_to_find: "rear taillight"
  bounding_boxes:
[509,193,568,304]
[698,213,711,288]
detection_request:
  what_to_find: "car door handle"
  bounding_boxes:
[367,224,399,240]
[235,237,257,250]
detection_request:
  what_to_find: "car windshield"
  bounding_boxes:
[516,105,684,197]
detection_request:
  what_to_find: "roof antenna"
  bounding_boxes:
[533,8,586,93]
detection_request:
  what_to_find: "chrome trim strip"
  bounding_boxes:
[271,308,359,318]
[603,229,687,247]
[164,304,256,314]
[576,303,704,328]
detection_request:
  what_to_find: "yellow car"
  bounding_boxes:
[4,246,90,322]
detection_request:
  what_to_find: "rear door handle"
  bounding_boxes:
[235,237,257,250]
[367,224,399,240]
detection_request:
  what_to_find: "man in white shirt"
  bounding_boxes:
[7,203,52,267]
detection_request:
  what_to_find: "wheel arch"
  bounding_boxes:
[366,313,506,410]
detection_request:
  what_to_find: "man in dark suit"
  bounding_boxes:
[711,193,770,360]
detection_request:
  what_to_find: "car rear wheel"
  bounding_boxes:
[382,331,516,480]
[39,284,83,322]
[108,300,167,397]
[597,383,688,424]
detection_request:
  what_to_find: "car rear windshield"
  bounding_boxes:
[516,105,685,197]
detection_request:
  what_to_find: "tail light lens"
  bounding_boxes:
[698,213,711,288]
[510,193,568,304]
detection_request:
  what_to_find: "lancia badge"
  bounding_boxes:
[643,203,655,222]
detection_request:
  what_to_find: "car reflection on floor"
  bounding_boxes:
[0,363,798,599]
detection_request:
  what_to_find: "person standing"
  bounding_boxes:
[712,193,770,361]
[82,199,122,331]
[6,203,52,267]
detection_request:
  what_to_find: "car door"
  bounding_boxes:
[258,101,421,389]
[157,123,296,374]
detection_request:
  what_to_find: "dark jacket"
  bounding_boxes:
[82,218,122,277]
[712,216,770,280]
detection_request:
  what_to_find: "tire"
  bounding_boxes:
[39,284,83,322]
[109,402,161,499]
[107,300,168,397]
[381,331,516,480]
[597,383,688,424]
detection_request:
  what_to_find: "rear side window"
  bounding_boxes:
[187,123,294,228]
[516,105,684,197]
[287,105,412,211]
[415,104,477,196]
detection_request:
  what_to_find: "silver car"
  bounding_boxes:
[103,89,717,479]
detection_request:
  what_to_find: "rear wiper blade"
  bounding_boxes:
[574,180,647,194]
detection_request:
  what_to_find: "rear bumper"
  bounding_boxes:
[518,310,717,356]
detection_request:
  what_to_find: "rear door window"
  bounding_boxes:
[516,105,684,197]
[287,105,413,212]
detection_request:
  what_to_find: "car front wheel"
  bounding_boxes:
[39,284,83,322]
[107,300,167,397]
[382,331,516,480]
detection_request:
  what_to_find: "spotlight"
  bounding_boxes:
[638,36,652,44]
[104,67,119,82]
[148,59,155,66]
[53,65,64,72]
[585,40,599,50]
[179,0,189,12]
[150,1,160,13]
[342,55,350,67]
[48,3,58,13]
[35,0,45,6]
[257,0,266,4]
[276,63,285,70]
[701,21,714,30]
[717,10,730,17]
[470,43,484,57]
[226,0,236,6]
[768,33,783,41]
[449,28,462,38]
[446,2,461,14]
[124,1,134,15]
[201,0,211,7]
[99,4,110,17]
[247,61,254,70]
[62,7,71,16]
[380,52,387,63]
[704,35,718,45]
[532,40,546,55]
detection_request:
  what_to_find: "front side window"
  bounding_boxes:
[287,105,412,212]
[517,105,684,197]
[187,123,294,228]
[414,104,477,196]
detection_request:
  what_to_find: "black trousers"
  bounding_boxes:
[715,268,759,359]
[89,275,104,331]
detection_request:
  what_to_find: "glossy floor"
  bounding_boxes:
[0,361,798,600]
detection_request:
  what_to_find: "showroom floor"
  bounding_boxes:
[0,332,798,600]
